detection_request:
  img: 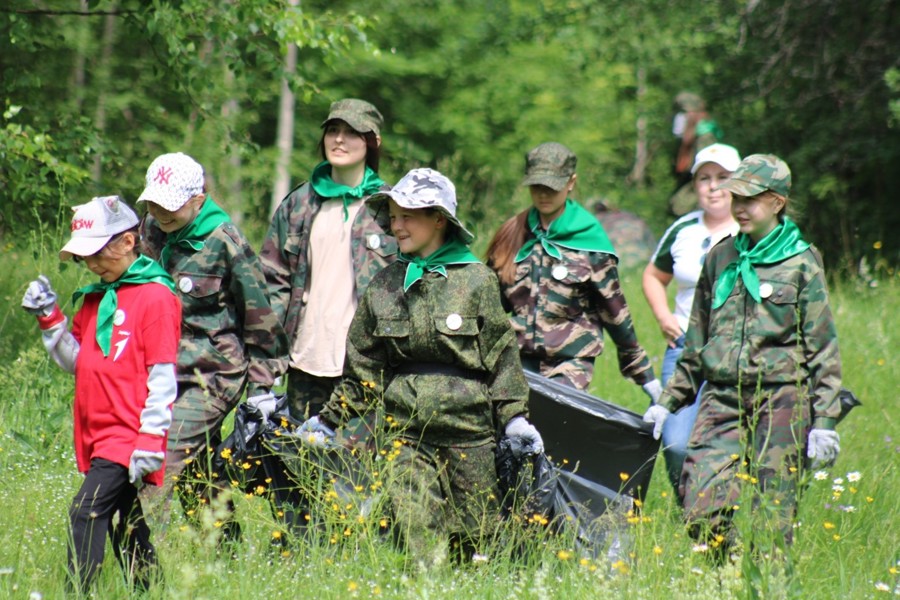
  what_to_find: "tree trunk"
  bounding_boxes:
[70,0,89,113]
[270,0,300,218]
[222,65,243,226]
[626,65,648,189]
[91,7,118,182]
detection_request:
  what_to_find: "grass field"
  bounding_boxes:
[0,233,897,599]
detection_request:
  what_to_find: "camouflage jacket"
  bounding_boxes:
[497,242,655,385]
[259,181,397,349]
[142,214,288,404]
[659,238,842,429]
[319,262,529,446]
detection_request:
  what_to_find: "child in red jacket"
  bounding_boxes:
[21,196,181,593]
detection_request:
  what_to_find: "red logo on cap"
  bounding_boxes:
[153,166,174,185]
[71,219,94,231]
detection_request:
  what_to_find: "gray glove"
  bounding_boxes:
[246,391,278,420]
[504,416,544,458]
[128,449,165,487]
[642,379,663,404]
[298,416,336,449]
[642,405,671,440]
[22,275,58,316]
[807,429,840,468]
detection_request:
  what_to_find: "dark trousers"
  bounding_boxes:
[68,458,158,593]
[286,367,339,421]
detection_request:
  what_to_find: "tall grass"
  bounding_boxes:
[0,235,897,599]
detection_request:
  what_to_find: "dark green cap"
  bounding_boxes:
[321,98,384,136]
[717,153,792,197]
[522,142,577,191]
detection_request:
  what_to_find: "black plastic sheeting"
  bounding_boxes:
[524,370,660,502]
[215,374,664,556]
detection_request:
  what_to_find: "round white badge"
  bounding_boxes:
[113,309,126,326]
[446,313,463,331]
[551,265,568,281]
[178,277,193,293]
[367,234,381,250]
[759,283,774,299]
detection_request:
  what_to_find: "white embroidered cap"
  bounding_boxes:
[136,152,205,211]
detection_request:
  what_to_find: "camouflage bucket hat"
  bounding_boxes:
[716,153,792,197]
[521,142,577,191]
[367,168,475,244]
[321,98,383,136]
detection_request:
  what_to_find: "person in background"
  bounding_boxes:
[300,169,539,561]
[669,91,724,216]
[642,143,741,494]
[21,196,180,592]
[260,98,396,423]
[137,152,287,542]
[486,142,662,405]
[643,155,842,556]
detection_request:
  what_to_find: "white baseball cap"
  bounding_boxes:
[59,195,139,261]
[136,152,205,211]
[691,143,741,175]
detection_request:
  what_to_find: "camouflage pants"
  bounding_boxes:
[287,368,339,421]
[521,355,595,391]
[140,384,240,536]
[680,382,809,546]
[388,439,501,560]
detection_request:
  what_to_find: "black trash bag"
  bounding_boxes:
[523,371,660,501]
[496,442,633,560]
[837,387,861,424]
[212,397,314,536]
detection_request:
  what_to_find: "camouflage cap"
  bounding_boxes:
[521,142,577,191]
[716,153,792,197]
[367,168,475,244]
[321,98,383,136]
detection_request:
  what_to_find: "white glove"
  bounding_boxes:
[246,391,278,420]
[22,275,58,316]
[504,416,544,458]
[642,379,663,404]
[298,416,336,449]
[807,429,840,467]
[128,449,165,487]
[642,405,671,440]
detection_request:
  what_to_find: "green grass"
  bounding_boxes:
[0,238,897,599]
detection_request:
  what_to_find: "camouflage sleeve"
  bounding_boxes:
[800,250,842,429]
[319,290,388,428]
[225,226,289,396]
[477,272,529,428]
[258,196,295,327]
[588,252,655,385]
[659,260,710,412]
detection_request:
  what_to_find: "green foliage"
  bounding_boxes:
[2,0,898,268]
[0,104,93,238]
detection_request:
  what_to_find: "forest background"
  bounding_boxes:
[2,0,899,273]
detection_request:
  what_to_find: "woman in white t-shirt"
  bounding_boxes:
[642,143,740,494]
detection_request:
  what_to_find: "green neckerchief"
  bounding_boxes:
[72,254,177,357]
[514,199,617,262]
[695,118,723,141]
[159,196,231,267]
[712,217,810,309]
[310,161,386,222]
[397,237,481,292]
